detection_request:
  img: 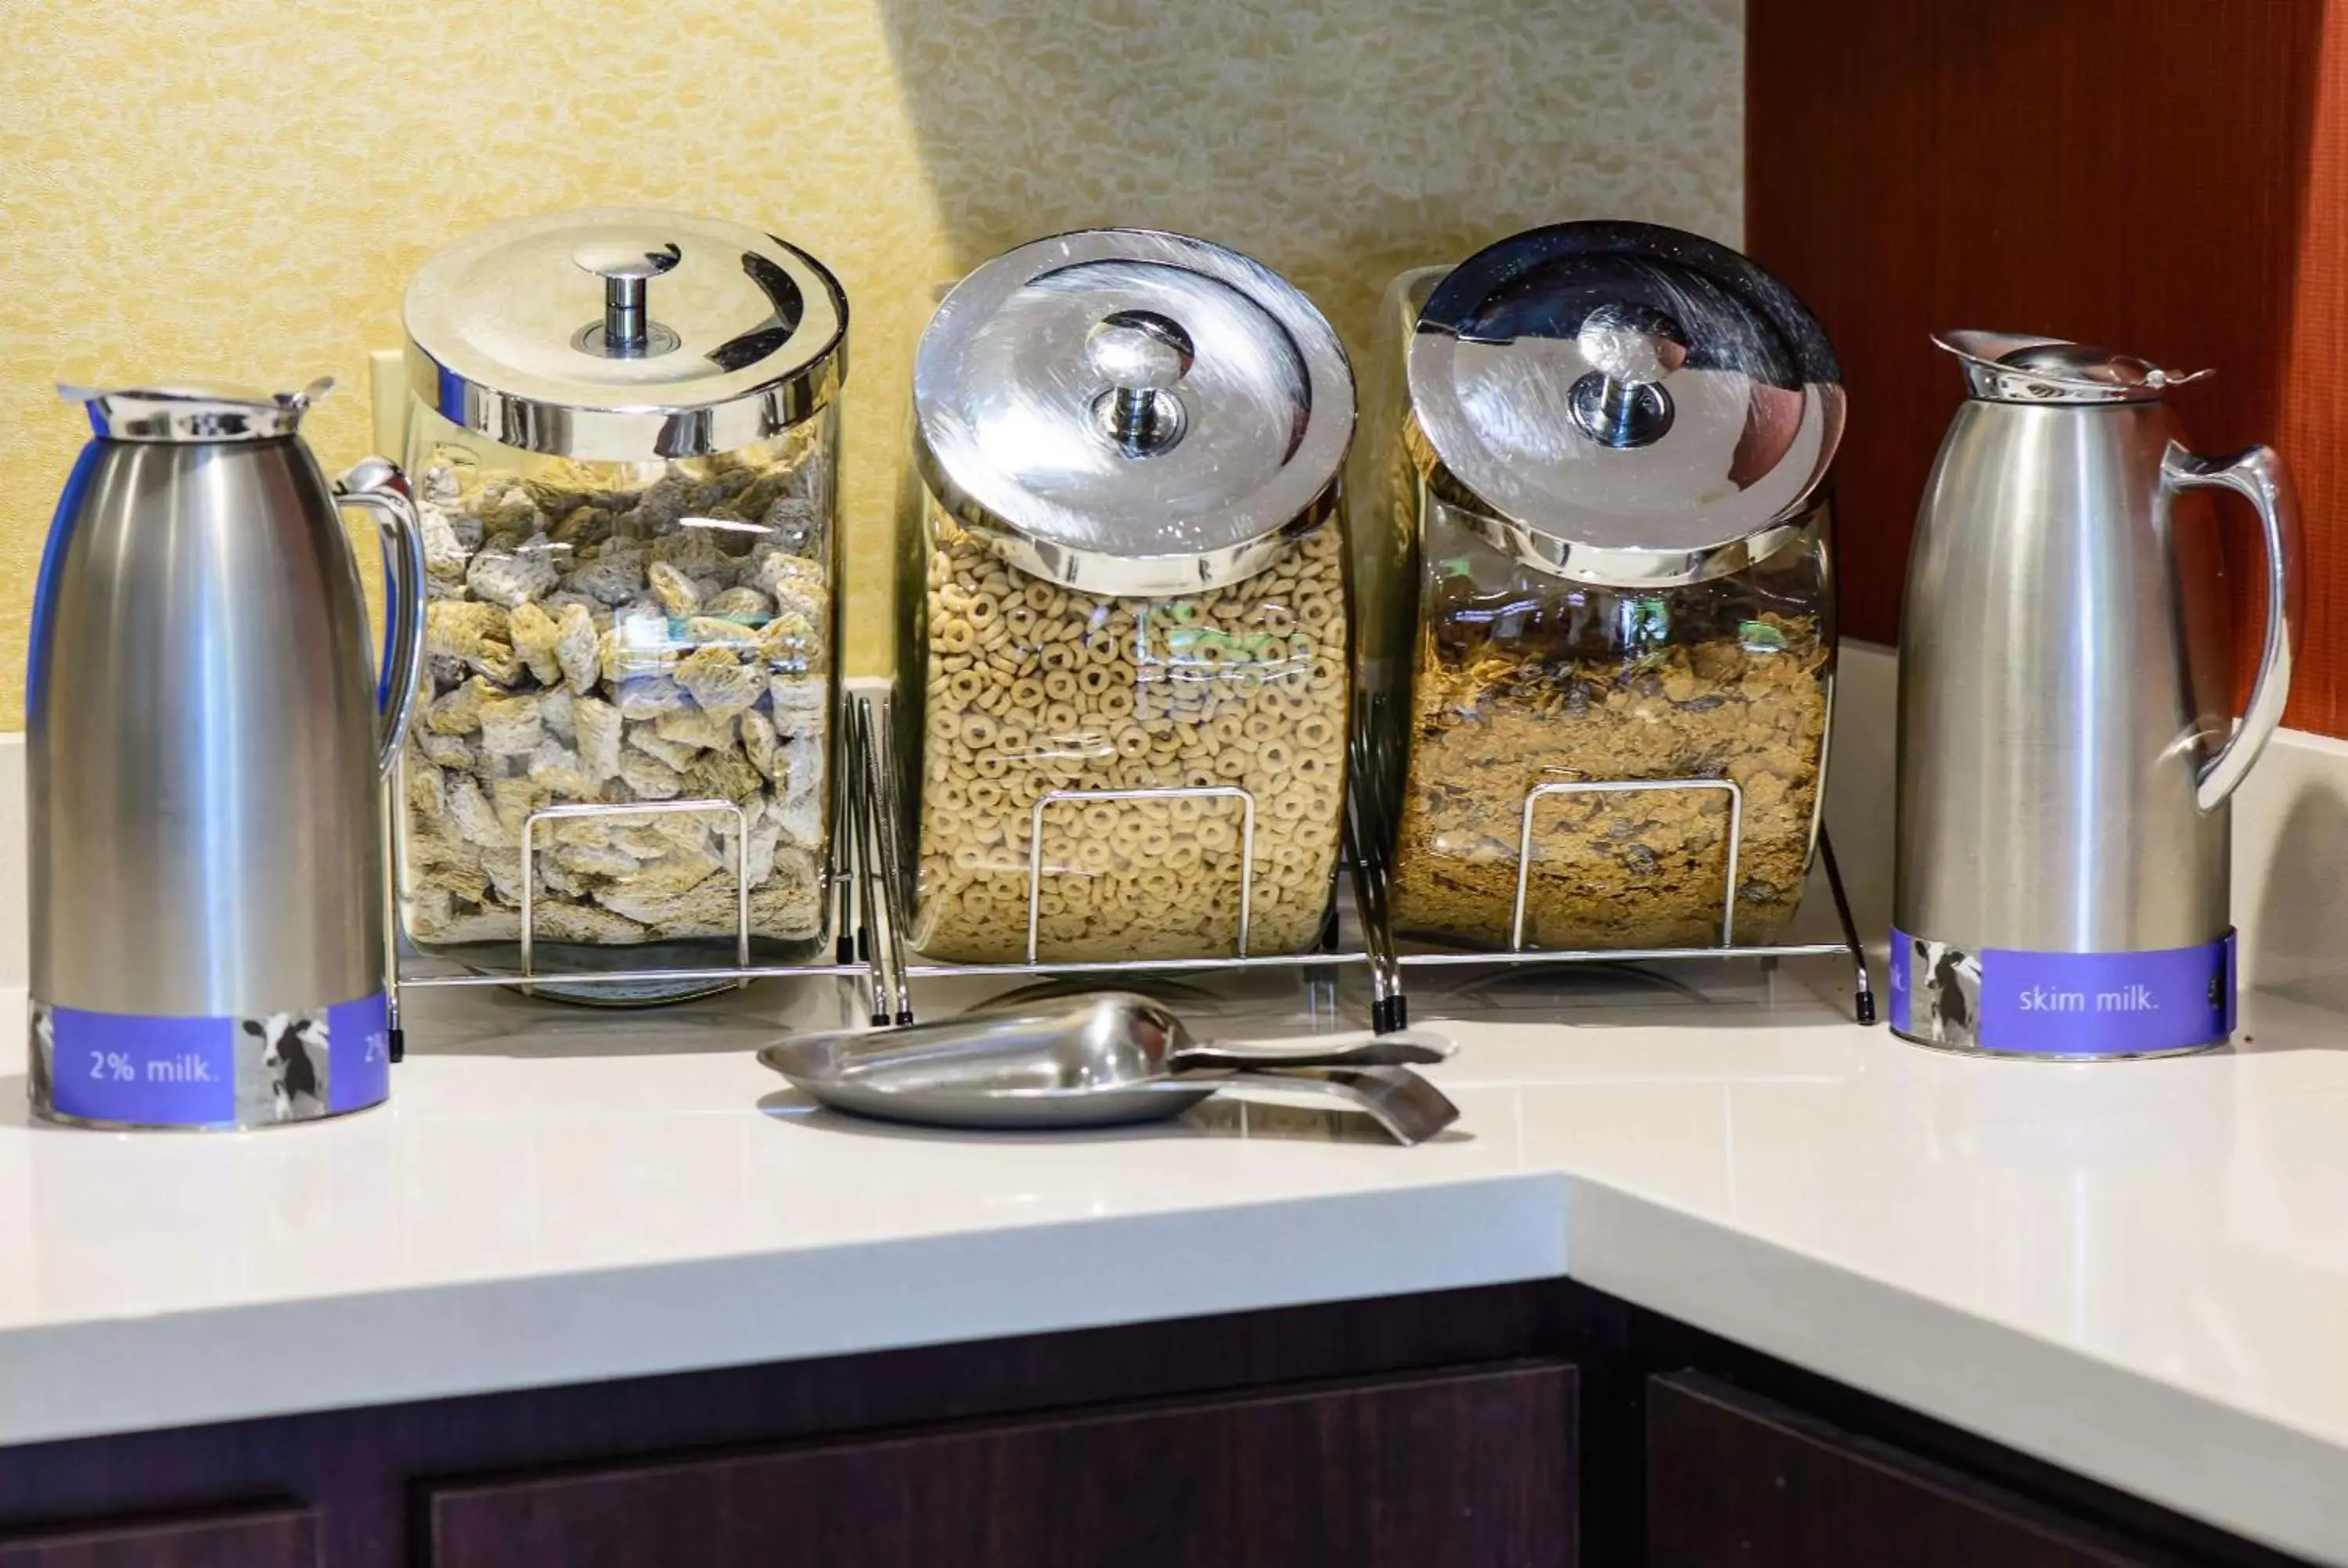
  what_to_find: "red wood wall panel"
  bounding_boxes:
[1748,0,2348,732]
[2283,2,2348,732]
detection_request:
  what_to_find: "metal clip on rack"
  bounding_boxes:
[854,695,1875,1031]
[1025,785,1259,964]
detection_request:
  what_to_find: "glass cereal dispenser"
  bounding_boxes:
[1357,221,1846,953]
[397,207,846,1002]
[898,229,1356,964]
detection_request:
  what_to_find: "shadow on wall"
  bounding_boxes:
[2247,779,2348,1021]
[873,0,1744,354]
[1811,639,1895,948]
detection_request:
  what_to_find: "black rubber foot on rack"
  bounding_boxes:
[837,938,855,965]
[870,1012,892,1027]
[896,1011,916,1027]
[388,1027,406,1065]
[1856,994,1878,1027]
[1371,996,1408,1034]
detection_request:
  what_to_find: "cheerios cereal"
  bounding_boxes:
[908,502,1349,962]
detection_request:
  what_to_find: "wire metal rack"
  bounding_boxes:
[852,693,1875,1033]
[379,691,1874,1047]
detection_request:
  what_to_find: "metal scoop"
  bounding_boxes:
[758,991,1460,1142]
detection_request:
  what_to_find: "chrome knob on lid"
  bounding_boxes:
[913,228,1354,597]
[1567,301,1689,448]
[1086,308,1195,455]
[572,238,683,358]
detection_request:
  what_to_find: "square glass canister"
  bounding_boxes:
[397,207,846,1002]
[1355,221,1846,952]
[897,229,1357,964]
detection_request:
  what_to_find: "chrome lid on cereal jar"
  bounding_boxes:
[404,207,848,462]
[913,228,1354,597]
[1406,221,1843,588]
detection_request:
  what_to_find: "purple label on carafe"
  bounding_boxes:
[31,991,391,1127]
[1891,931,2234,1057]
[40,1005,235,1125]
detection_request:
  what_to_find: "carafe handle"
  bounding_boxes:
[333,458,429,777]
[2163,443,2303,812]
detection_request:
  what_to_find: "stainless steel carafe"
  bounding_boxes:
[1892,333,2301,1058]
[28,383,426,1127]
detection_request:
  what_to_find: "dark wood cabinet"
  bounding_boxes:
[1645,1372,2179,1567]
[0,1287,2309,1568]
[0,1508,315,1568]
[426,1362,1577,1568]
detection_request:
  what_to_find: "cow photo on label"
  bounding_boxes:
[1911,937,1982,1049]
[27,1002,52,1109]
[237,1011,330,1124]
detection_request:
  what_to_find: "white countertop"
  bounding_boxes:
[5,961,2348,1563]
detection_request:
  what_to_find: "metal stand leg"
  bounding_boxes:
[844,701,903,1027]
[1817,827,1877,1025]
[833,713,859,969]
[1344,740,1407,1034]
[860,698,915,1026]
[381,771,406,1063]
[851,696,916,1024]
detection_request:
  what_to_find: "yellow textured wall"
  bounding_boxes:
[0,0,1741,730]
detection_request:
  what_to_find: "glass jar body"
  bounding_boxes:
[394,402,839,997]
[899,495,1351,964]
[1388,489,1835,951]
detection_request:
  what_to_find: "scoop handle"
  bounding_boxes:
[1174,1029,1453,1073]
[1214,1066,1460,1145]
